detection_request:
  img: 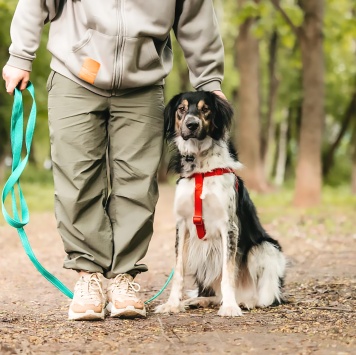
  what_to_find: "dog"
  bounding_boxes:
[155,91,286,317]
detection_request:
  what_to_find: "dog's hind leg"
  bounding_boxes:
[155,222,187,314]
[218,223,243,317]
[247,242,286,307]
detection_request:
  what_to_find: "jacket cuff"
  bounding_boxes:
[196,80,222,92]
[7,55,33,72]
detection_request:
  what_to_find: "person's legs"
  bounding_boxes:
[105,85,165,317]
[47,72,112,320]
[48,72,113,273]
[107,85,165,278]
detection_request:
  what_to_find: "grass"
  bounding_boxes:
[251,184,355,210]
[1,166,355,234]
[249,185,356,239]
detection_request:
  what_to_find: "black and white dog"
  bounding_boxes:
[155,91,286,317]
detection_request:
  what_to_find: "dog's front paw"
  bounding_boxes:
[218,304,243,317]
[155,302,185,314]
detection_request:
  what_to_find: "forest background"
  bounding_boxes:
[0,0,355,209]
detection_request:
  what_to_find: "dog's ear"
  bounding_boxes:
[210,94,234,140]
[164,93,183,141]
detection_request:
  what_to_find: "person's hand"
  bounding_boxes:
[2,65,30,95]
[213,90,227,101]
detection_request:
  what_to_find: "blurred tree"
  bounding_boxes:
[322,0,356,189]
[261,30,279,178]
[352,15,356,195]
[1,0,356,195]
[352,124,356,194]
[272,0,325,207]
[234,0,269,192]
[323,79,356,177]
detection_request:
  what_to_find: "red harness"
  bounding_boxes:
[189,168,238,239]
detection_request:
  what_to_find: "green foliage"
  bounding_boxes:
[236,1,261,25]
[0,0,355,189]
[215,0,356,187]
[0,2,14,158]
[0,0,51,166]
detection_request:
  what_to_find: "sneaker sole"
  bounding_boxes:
[68,308,106,321]
[106,302,146,318]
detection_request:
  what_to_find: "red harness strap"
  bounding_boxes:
[191,168,237,239]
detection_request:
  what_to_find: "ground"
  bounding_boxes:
[0,184,355,354]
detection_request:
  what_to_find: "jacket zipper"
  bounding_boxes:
[112,0,124,93]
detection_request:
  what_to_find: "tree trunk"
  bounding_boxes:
[293,0,325,207]
[234,0,268,192]
[351,124,356,194]
[261,31,279,179]
[323,90,356,177]
[274,111,289,187]
[352,151,356,195]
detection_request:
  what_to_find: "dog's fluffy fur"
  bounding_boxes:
[155,91,286,317]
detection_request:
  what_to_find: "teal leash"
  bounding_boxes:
[144,269,174,304]
[1,83,173,303]
[1,83,74,299]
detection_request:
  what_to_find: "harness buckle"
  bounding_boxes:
[193,216,204,225]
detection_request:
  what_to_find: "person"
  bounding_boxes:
[2,0,227,321]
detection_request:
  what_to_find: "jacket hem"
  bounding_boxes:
[50,57,164,97]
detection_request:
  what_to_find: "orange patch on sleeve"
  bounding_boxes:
[79,58,100,84]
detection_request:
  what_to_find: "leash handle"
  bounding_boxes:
[1,83,74,299]
[1,84,35,228]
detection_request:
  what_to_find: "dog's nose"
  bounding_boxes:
[186,121,199,131]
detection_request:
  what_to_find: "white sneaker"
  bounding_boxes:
[68,273,106,321]
[106,274,146,318]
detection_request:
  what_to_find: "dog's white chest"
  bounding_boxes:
[174,178,195,219]
[174,174,236,238]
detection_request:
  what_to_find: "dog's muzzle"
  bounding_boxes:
[181,115,201,140]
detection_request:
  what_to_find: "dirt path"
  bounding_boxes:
[0,184,355,354]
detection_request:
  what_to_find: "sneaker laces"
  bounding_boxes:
[109,274,140,298]
[76,273,105,302]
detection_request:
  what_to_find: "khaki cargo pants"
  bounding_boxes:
[47,72,165,278]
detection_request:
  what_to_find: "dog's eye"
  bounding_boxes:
[178,106,186,114]
[201,107,209,114]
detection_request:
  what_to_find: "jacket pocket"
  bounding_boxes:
[120,37,167,89]
[65,29,116,90]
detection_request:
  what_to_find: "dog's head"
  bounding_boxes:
[164,91,234,142]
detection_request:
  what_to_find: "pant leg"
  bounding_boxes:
[47,72,113,273]
[107,85,165,278]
